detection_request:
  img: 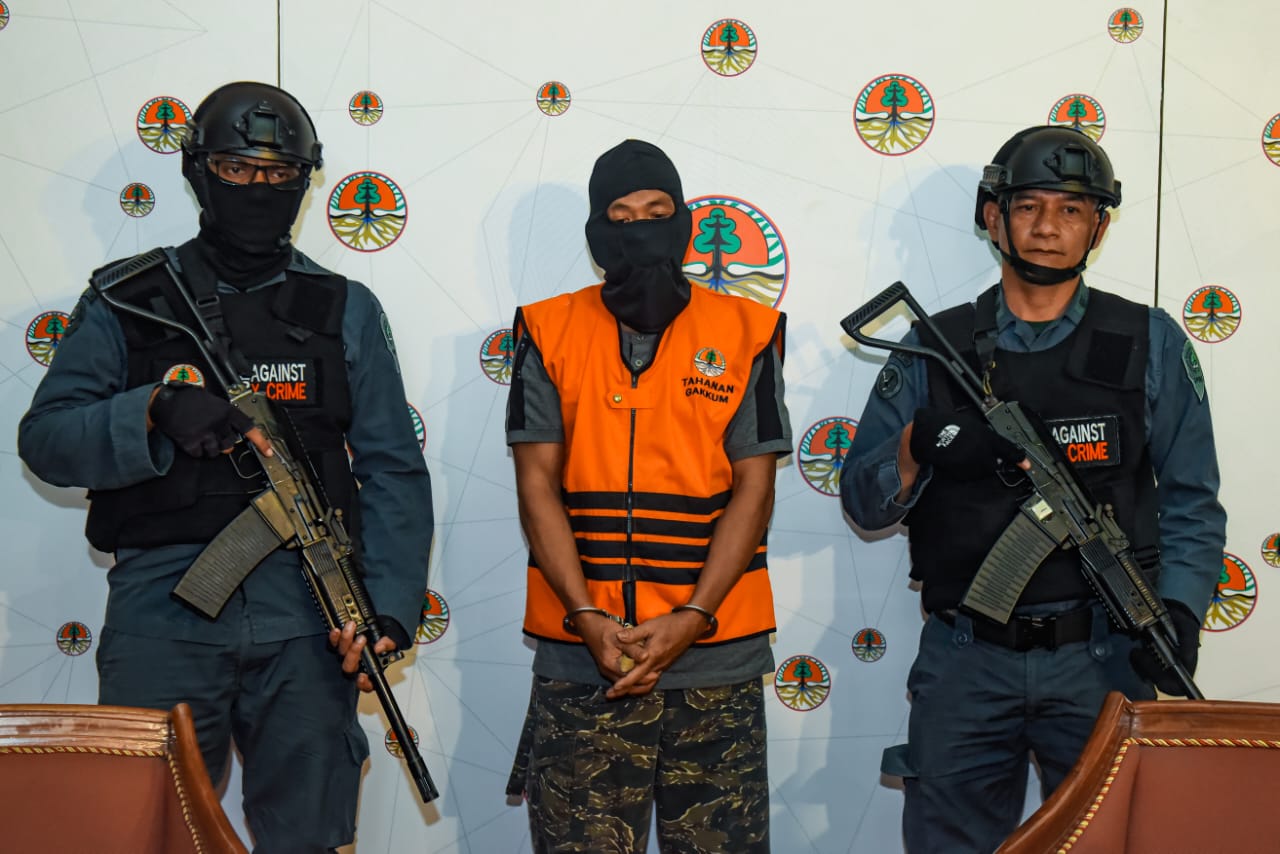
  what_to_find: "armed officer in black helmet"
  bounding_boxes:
[840,126,1225,853]
[18,81,433,853]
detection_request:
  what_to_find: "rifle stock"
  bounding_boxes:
[841,282,1203,699]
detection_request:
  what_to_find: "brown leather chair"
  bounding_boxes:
[0,703,248,853]
[999,691,1280,853]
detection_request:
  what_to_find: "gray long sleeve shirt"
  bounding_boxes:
[18,249,433,643]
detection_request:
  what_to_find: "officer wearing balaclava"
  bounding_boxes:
[505,139,791,852]
[182,81,322,285]
[18,81,433,852]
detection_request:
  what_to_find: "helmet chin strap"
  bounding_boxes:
[996,199,1102,287]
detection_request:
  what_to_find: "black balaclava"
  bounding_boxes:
[187,173,306,286]
[182,82,317,287]
[584,140,693,333]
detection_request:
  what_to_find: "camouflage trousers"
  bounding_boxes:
[507,676,770,853]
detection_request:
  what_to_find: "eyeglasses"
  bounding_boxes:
[207,155,305,188]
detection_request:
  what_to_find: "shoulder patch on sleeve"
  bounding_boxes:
[380,311,401,375]
[1182,339,1205,402]
[875,362,903,400]
[62,288,98,343]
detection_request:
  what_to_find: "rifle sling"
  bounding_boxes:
[972,286,1000,378]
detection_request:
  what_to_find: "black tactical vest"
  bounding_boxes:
[906,286,1159,614]
[85,245,355,552]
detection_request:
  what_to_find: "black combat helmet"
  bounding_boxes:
[974,126,1120,228]
[182,81,323,168]
[974,126,1121,285]
[181,82,324,263]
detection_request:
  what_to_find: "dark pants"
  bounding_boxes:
[96,626,368,854]
[513,676,770,854]
[884,610,1137,854]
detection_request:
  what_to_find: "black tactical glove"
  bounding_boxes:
[909,407,1023,480]
[1130,599,1201,696]
[376,615,412,651]
[149,383,255,458]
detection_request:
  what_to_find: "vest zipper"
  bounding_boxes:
[623,370,639,627]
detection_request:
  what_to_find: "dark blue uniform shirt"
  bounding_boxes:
[18,249,433,643]
[839,281,1226,621]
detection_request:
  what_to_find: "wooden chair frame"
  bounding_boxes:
[999,691,1280,853]
[0,703,247,853]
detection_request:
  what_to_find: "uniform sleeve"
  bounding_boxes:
[839,328,932,530]
[343,282,434,636]
[1144,309,1226,623]
[505,316,564,445]
[724,325,792,460]
[17,289,176,490]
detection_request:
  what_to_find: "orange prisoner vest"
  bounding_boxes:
[517,284,783,645]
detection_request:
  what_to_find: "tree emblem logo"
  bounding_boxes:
[384,724,420,758]
[536,81,571,116]
[328,171,408,251]
[408,402,426,451]
[797,417,858,496]
[26,311,70,366]
[0,3,9,31]
[56,621,92,656]
[1048,94,1107,141]
[135,96,192,154]
[1182,285,1241,343]
[1204,553,1256,632]
[348,90,384,125]
[683,196,788,307]
[774,654,831,711]
[416,590,450,644]
[119,182,155,218]
[1262,114,1280,167]
[164,364,206,387]
[701,18,757,77]
[854,74,935,156]
[693,347,727,378]
[1107,8,1144,43]
[480,328,516,385]
[1262,534,1280,569]
[852,627,887,663]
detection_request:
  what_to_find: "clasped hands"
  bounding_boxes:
[574,609,711,699]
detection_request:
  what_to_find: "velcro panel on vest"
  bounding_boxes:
[272,274,346,336]
[1066,291,1147,390]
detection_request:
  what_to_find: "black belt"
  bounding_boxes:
[935,606,1093,652]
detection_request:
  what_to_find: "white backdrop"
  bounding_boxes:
[2,2,1277,852]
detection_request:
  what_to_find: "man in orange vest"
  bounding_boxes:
[504,139,791,853]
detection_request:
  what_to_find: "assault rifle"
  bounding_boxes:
[91,249,440,801]
[840,281,1202,699]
